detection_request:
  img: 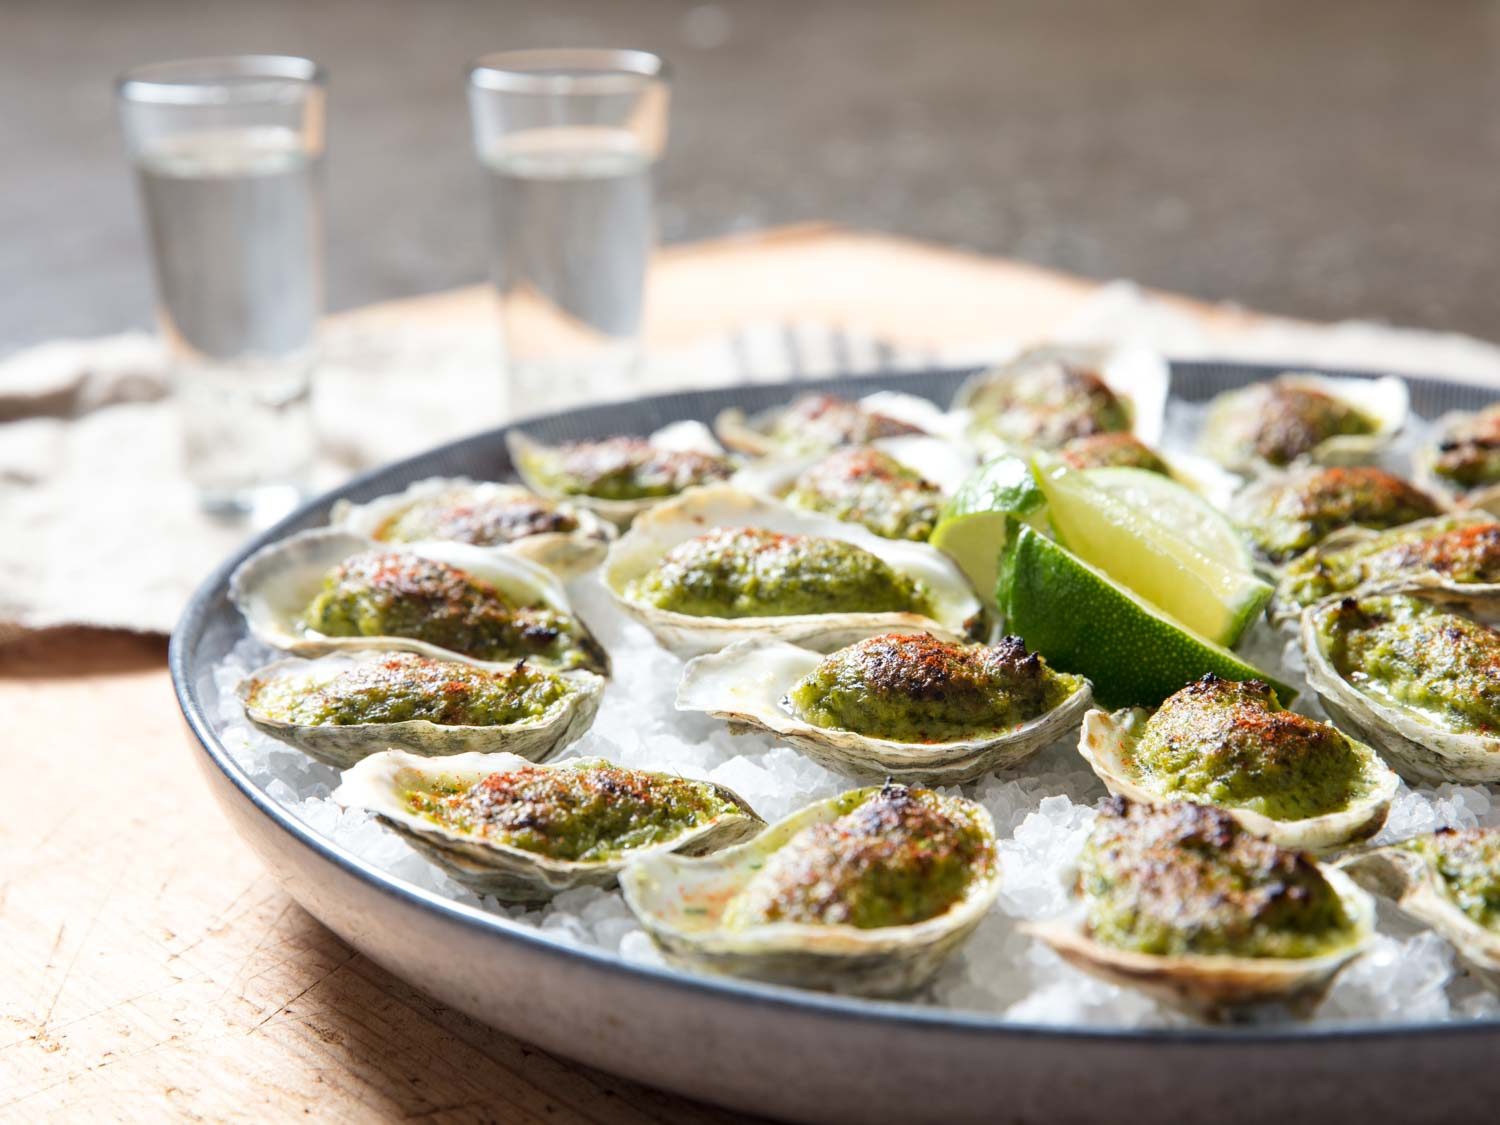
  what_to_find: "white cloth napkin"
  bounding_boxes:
[3,282,1498,640]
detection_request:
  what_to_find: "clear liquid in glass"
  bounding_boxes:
[137,125,322,517]
[483,127,654,413]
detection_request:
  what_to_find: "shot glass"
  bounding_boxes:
[118,55,326,520]
[467,49,670,416]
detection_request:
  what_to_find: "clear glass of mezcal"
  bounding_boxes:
[467,49,670,418]
[118,55,325,521]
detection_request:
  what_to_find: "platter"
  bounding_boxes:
[171,361,1500,1124]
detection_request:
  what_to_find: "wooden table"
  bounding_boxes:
[2,226,1245,1121]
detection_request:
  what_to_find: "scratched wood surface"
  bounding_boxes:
[1,226,1242,1122]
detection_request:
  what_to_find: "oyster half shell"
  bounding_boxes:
[602,485,985,658]
[1076,707,1398,852]
[1199,372,1408,475]
[951,343,1170,454]
[333,751,764,901]
[1269,512,1500,626]
[1413,407,1500,516]
[1025,863,1376,1020]
[229,528,607,673]
[1338,841,1500,990]
[330,477,616,579]
[619,786,1002,997]
[1301,597,1500,783]
[714,390,955,459]
[732,434,978,511]
[677,637,1092,784]
[506,420,731,527]
[237,652,604,769]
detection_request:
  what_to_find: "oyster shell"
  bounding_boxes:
[506,421,733,527]
[1413,404,1500,515]
[619,784,1002,997]
[229,528,608,673]
[1198,372,1408,474]
[330,477,616,579]
[676,635,1091,784]
[602,484,985,658]
[714,390,953,458]
[1231,465,1445,572]
[1026,799,1377,1019]
[237,651,604,769]
[333,751,763,901]
[731,439,974,542]
[1270,512,1500,625]
[952,344,1170,454]
[1301,594,1500,783]
[1338,832,1500,989]
[1076,706,1398,852]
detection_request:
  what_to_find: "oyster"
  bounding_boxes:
[713,390,950,458]
[506,421,734,526]
[952,344,1169,454]
[1198,372,1407,473]
[602,485,985,658]
[1272,512,1500,624]
[230,528,608,673]
[1414,403,1500,513]
[677,633,1092,783]
[329,477,616,579]
[1302,593,1500,783]
[1076,675,1398,852]
[1026,798,1376,1019]
[1232,465,1444,569]
[1339,828,1500,989]
[237,651,604,769]
[733,443,965,541]
[620,782,1002,997]
[333,751,763,901]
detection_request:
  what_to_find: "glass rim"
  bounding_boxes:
[116,55,325,106]
[467,48,668,95]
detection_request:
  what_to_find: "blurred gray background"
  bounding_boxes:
[6,0,1500,353]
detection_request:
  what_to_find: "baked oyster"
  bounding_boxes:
[1302,593,1500,783]
[1198,372,1407,473]
[738,446,945,541]
[237,651,604,768]
[1233,466,1443,568]
[620,782,1002,997]
[603,485,985,658]
[952,345,1169,454]
[1415,403,1500,512]
[330,477,616,579]
[506,421,734,526]
[677,632,1091,783]
[1339,828,1500,989]
[1272,512,1500,623]
[230,528,608,673]
[1076,674,1398,851]
[334,751,763,901]
[1026,798,1376,1019]
[714,390,947,458]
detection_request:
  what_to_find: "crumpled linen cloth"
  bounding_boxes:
[4,281,1499,640]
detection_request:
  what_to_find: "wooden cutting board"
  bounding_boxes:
[1,225,1248,1121]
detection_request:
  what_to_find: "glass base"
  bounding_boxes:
[197,482,305,528]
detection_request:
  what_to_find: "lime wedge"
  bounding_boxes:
[997,524,1294,708]
[1033,454,1271,647]
[1084,465,1255,573]
[930,456,1044,608]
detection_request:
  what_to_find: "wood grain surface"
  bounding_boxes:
[1,226,1235,1122]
